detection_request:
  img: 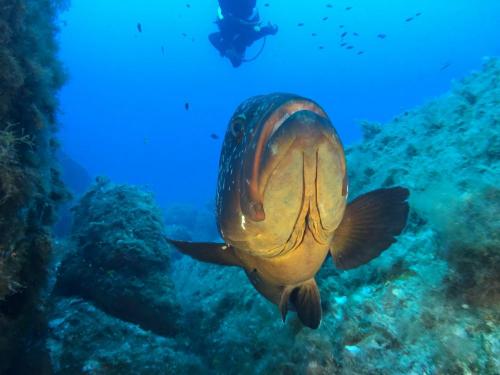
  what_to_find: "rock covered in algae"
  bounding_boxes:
[54,178,180,337]
[47,297,203,375]
[0,0,69,372]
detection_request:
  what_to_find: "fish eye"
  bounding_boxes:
[231,115,246,141]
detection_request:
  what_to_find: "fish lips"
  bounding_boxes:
[239,109,336,224]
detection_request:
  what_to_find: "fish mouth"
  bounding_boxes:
[239,100,331,222]
[268,115,337,255]
[238,109,343,257]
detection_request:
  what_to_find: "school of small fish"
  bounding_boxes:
[133,3,450,142]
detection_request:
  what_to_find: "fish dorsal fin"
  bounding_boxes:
[331,187,409,270]
[279,279,322,329]
[165,238,242,267]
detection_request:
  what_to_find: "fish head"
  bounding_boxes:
[216,93,348,257]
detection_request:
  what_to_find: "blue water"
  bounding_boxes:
[57,0,500,208]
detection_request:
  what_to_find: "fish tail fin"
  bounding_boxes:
[330,187,409,270]
[165,238,242,267]
[279,279,322,329]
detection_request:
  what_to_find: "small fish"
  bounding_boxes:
[181,32,188,37]
[440,62,452,71]
[346,45,354,49]
[264,3,270,7]
[357,51,364,55]
[143,137,149,145]
[339,25,345,28]
[318,46,324,50]
[322,16,329,21]
[340,42,347,47]
[405,17,414,22]
[186,4,191,8]
[341,31,347,38]
[61,20,68,27]
[184,102,189,111]
[353,32,359,36]
[137,22,142,33]
[161,46,165,55]
[210,133,219,140]
[377,33,387,39]
[345,6,352,10]
[311,33,317,37]
[415,12,422,17]
[326,3,333,8]
[297,22,304,27]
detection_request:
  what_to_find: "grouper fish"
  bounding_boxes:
[167,93,409,329]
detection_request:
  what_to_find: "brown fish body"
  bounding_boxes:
[234,227,330,307]
[168,93,410,329]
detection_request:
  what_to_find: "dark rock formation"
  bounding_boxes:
[0,1,69,372]
[48,297,203,374]
[54,178,181,337]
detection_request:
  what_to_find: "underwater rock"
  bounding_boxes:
[346,57,500,312]
[54,178,180,336]
[0,0,69,372]
[48,297,203,374]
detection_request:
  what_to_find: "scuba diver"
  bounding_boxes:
[209,0,278,68]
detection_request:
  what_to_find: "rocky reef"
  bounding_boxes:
[47,58,499,374]
[49,179,202,373]
[54,178,180,336]
[0,1,69,373]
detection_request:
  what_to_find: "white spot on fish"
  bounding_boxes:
[240,215,246,230]
[271,143,279,155]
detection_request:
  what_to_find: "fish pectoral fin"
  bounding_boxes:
[165,238,242,267]
[279,279,322,329]
[330,187,409,270]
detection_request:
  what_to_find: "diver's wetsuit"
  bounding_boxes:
[209,0,278,67]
